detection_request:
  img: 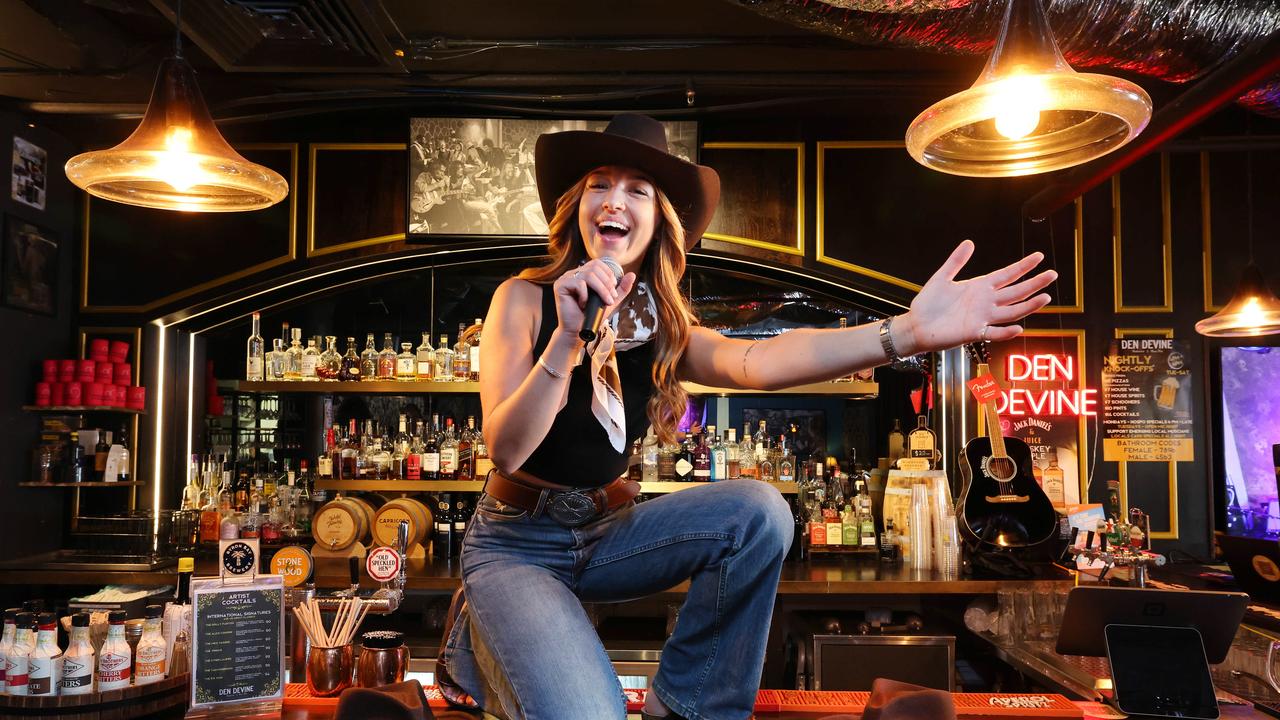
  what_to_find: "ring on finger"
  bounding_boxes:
[573,271,582,280]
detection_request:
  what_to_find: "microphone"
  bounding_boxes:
[579,256,624,343]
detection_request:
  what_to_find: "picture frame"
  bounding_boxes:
[11,136,47,210]
[3,214,59,315]
[407,117,698,239]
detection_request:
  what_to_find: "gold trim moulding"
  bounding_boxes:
[701,142,805,257]
[80,143,300,314]
[1112,153,1174,313]
[307,143,408,259]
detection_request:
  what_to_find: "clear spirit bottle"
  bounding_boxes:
[725,428,740,479]
[396,343,416,381]
[738,424,757,480]
[318,336,341,381]
[284,328,304,380]
[246,311,264,381]
[887,418,906,465]
[415,332,434,380]
[300,338,320,379]
[359,334,378,381]
[453,324,470,380]
[378,333,396,380]
[435,335,454,381]
[267,338,286,380]
[778,433,795,483]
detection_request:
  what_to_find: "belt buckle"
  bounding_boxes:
[545,491,596,527]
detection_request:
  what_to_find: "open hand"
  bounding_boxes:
[898,240,1057,355]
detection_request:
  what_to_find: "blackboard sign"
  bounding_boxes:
[189,575,284,712]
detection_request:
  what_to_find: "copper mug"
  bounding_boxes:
[307,645,354,697]
[356,631,408,688]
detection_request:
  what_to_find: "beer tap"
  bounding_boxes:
[1064,509,1166,588]
[313,520,408,614]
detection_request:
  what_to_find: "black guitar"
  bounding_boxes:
[956,342,1058,549]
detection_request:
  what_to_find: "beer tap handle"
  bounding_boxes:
[1084,530,1095,550]
[348,555,361,593]
[1098,531,1108,552]
[1061,527,1080,563]
[1098,562,1112,581]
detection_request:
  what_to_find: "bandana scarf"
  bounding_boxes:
[587,281,657,452]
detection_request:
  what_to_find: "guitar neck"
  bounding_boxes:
[977,363,1008,459]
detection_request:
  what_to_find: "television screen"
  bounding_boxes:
[1219,346,1280,537]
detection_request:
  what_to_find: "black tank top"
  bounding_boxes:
[518,284,657,488]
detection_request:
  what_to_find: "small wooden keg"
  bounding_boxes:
[372,497,432,559]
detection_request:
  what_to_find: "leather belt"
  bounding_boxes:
[484,470,639,527]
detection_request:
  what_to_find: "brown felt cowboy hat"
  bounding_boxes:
[535,114,721,250]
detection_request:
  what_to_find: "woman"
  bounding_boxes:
[439,115,1056,720]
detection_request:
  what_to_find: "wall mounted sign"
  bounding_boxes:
[1101,338,1194,462]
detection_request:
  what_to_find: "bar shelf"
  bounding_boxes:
[232,380,876,396]
[19,481,146,488]
[315,479,797,495]
[22,405,146,414]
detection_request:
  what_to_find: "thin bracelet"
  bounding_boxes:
[536,356,568,379]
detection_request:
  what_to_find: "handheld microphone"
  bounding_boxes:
[579,257,624,343]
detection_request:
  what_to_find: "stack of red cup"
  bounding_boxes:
[34,338,146,410]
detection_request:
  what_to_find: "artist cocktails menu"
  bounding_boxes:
[190,575,284,710]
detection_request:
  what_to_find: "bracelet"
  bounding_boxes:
[536,356,569,379]
[879,316,903,364]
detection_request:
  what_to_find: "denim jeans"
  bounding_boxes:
[439,479,793,720]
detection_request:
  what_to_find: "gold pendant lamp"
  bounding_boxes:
[906,0,1153,177]
[64,1,287,212]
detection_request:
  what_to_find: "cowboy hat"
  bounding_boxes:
[534,114,721,250]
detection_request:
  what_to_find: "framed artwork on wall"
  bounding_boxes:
[2,214,58,315]
[11,136,47,210]
[407,117,698,238]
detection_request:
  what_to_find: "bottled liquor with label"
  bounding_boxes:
[97,611,131,691]
[284,328,304,380]
[340,337,361,381]
[451,498,469,557]
[725,428,740,479]
[458,416,477,479]
[825,502,843,547]
[318,336,341,380]
[134,605,167,686]
[433,495,454,558]
[396,343,416,381]
[907,415,936,468]
[246,311,264,381]
[1041,448,1066,508]
[26,612,60,695]
[657,441,676,481]
[879,519,902,563]
[841,505,858,547]
[440,418,459,479]
[474,425,494,480]
[778,434,795,483]
[423,418,442,480]
[808,504,827,549]
[359,334,379,381]
[759,435,777,483]
[469,318,483,381]
[787,487,809,561]
[887,418,906,465]
[378,333,396,380]
[95,431,112,482]
[435,335,454,381]
[5,612,35,695]
[674,436,694,482]
[857,481,877,548]
[60,612,93,695]
[415,332,434,380]
[267,338,286,380]
[693,427,712,481]
[301,338,321,379]
[453,324,471,380]
[738,425,757,480]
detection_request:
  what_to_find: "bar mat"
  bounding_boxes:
[284,683,451,708]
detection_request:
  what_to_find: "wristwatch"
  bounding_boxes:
[879,316,903,364]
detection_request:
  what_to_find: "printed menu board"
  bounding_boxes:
[190,575,284,711]
[1101,338,1194,462]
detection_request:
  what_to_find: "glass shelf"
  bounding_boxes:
[231,380,875,396]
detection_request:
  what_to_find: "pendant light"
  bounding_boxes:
[64,0,287,212]
[1196,147,1280,337]
[905,0,1152,177]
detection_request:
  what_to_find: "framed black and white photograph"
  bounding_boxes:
[407,117,698,238]
[3,215,58,315]
[11,136,47,210]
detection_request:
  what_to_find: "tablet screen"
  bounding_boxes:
[1105,624,1219,719]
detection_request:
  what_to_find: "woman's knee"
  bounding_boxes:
[718,480,794,551]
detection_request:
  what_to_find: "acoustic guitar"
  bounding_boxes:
[956,342,1058,549]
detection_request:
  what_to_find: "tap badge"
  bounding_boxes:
[223,541,257,575]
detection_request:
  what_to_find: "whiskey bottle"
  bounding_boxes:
[435,335,454,381]
[440,418,459,479]
[301,338,320,380]
[753,420,769,464]
[725,428,740,479]
[284,328,304,380]
[808,502,827,549]
[469,318,483,381]
[841,504,858,547]
[359,334,378,381]
[378,333,396,380]
[907,415,936,468]
[318,336,341,380]
[473,424,494,480]
[457,416,477,479]
[857,482,877,548]
[396,343,416,381]
[339,337,360,381]
[1042,448,1066,508]
[657,441,676,481]
[453,324,470,380]
[887,418,906,465]
[415,332,434,380]
[423,419,441,480]
[246,311,264,381]
[788,486,809,561]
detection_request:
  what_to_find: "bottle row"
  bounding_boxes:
[244,313,483,383]
[319,414,492,482]
[31,426,132,484]
[182,455,317,544]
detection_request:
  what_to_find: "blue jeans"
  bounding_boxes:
[439,479,793,720]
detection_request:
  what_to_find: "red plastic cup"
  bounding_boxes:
[86,382,105,406]
[95,362,114,385]
[89,338,110,362]
[66,382,83,406]
[41,360,57,383]
[34,382,51,406]
[127,386,146,409]
[50,383,65,406]
[76,360,96,384]
[58,360,75,384]
[113,362,131,386]
[109,340,130,364]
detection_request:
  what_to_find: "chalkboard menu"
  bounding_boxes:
[189,575,284,712]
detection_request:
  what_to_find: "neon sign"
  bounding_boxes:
[994,354,1097,417]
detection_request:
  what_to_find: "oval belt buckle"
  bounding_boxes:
[546,491,596,527]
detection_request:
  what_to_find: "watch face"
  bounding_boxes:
[223,542,256,575]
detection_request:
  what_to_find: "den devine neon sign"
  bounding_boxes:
[994,354,1098,417]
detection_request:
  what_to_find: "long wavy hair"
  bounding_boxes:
[518,173,694,445]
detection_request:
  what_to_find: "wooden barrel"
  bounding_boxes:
[372,497,433,549]
[312,496,371,550]
[0,672,188,717]
[346,495,379,535]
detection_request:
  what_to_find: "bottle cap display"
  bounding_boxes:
[145,604,164,619]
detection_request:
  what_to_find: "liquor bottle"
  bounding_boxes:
[359,334,379,381]
[134,605,167,686]
[26,612,60,696]
[59,613,93,695]
[0,608,16,693]
[440,418,459,479]
[641,427,659,482]
[300,338,320,380]
[433,495,454,558]
[279,322,291,353]
[858,489,877,548]
[473,424,494,480]
[787,486,809,561]
[435,334,454,381]
[266,338,286,380]
[841,504,858,547]
[879,519,902,563]
[396,343,416,381]
[318,336,341,381]
[295,464,313,535]
[778,434,795,483]
[95,431,111,482]
[97,611,131,691]
[887,419,906,465]
[825,499,844,548]
[693,427,711,481]
[423,419,441,480]
[342,421,360,479]
[5,612,35,695]
[708,428,727,481]
[753,420,769,464]
[808,503,827,549]
[458,416,476,480]
[415,332,434,380]
[378,333,396,380]
[246,311,265,381]
[738,425,757,480]
[725,428,740,479]
[759,435,776,483]
[340,337,361,381]
[1042,449,1066,508]
[657,441,676,481]
[469,318,482,381]
[453,324,470,380]
[674,434,694,482]
[199,485,220,543]
[907,415,936,468]
[282,328,303,380]
[451,498,468,557]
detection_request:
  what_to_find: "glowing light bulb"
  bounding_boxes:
[990,75,1046,140]
[1240,297,1265,329]
[153,126,203,191]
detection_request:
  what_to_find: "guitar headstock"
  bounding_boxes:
[964,341,990,366]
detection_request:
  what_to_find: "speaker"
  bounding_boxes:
[811,634,955,691]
